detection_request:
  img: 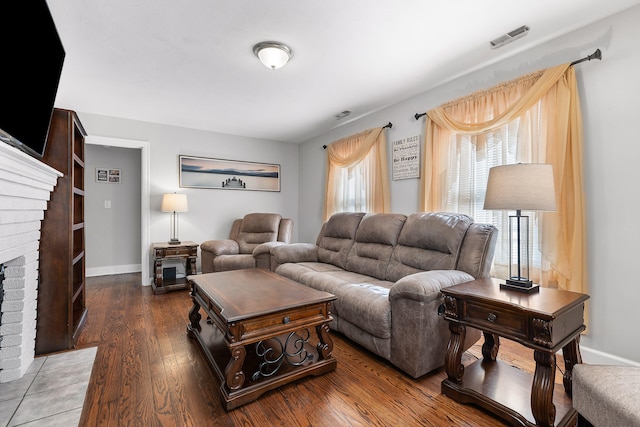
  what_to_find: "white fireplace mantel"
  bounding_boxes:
[0,142,62,382]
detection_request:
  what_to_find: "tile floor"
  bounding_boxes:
[0,347,96,427]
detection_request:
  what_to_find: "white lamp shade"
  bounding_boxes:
[483,163,556,211]
[161,193,188,213]
[253,42,292,70]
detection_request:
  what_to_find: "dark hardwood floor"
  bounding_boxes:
[77,273,569,426]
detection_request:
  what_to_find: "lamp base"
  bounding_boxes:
[168,238,181,245]
[500,278,540,293]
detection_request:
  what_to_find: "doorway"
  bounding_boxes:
[85,135,151,285]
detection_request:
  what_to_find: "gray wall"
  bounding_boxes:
[75,115,300,277]
[298,5,640,365]
[84,145,141,276]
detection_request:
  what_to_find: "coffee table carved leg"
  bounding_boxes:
[187,301,201,337]
[481,332,500,361]
[224,346,246,391]
[531,350,556,427]
[444,323,466,382]
[316,323,334,360]
[562,335,582,396]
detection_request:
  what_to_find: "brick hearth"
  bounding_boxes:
[0,142,61,382]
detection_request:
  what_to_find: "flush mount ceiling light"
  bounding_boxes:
[253,41,292,70]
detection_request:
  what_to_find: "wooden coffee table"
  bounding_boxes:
[186,269,337,410]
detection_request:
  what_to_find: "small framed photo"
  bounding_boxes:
[96,168,121,183]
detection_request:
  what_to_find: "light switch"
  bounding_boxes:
[104,200,111,209]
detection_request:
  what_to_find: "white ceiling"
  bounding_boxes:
[47,0,640,143]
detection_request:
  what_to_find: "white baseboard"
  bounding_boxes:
[580,345,640,367]
[86,264,142,278]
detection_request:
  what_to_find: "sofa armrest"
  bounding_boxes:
[389,269,479,377]
[270,243,319,270]
[271,243,319,262]
[253,241,286,270]
[253,241,285,257]
[389,270,475,302]
[200,239,240,274]
[201,239,239,256]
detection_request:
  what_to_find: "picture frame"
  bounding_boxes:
[179,155,280,192]
[96,168,121,183]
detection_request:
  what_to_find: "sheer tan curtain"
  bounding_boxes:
[419,64,587,296]
[324,127,390,221]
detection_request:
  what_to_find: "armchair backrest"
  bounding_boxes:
[230,213,293,254]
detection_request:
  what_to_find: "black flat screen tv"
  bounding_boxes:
[0,1,65,159]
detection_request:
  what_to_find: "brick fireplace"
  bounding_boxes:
[0,142,61,382]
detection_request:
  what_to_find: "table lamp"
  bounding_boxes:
[483,163,556,292]
[161,193,188,245]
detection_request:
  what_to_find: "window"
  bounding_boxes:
[420,64,586,292]
[324,127,390,220]
[442,119,546,282]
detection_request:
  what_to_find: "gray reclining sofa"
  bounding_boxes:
[270,211,498,378]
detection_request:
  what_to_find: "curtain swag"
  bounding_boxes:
[427,65,569,133]
[419,63,588,302]
[324,127,391,220]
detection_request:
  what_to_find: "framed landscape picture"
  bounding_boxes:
[179,155,281,192]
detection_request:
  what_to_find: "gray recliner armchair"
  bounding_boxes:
[200,213,293,273]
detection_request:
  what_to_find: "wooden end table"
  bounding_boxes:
[186,269,337,410]
[440,278,589,427]
[152,241,198,294]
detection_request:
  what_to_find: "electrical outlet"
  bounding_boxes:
[104,200,111,209]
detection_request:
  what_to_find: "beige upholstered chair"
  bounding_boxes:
[200,213,293,273]
[573,364,640,426]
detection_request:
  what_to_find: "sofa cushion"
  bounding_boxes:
[345,213,406,280]
[275,262,347,295]
[333,282,392,339]
[275,262,392,320]
[386,212,472,282]
[236,213,282,254]
[317,212,365,269]
[573,364,640,427]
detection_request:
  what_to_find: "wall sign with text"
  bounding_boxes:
[392,135,421,180]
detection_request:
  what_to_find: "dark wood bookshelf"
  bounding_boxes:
[36,108,88,355]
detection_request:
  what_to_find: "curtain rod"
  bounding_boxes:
[413,49,602,121]
[570,48,602,66]
[322,122,393,149]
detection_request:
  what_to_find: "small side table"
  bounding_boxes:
[440,278,589,427]
[152,241,198,295]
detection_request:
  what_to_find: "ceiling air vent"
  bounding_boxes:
[335,110,351,120]
[490,25,530,49]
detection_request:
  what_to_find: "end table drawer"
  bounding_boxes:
[235,304,331,341]
[165,247,191,256]
[156,247,194,258]
[466,302,526,339]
